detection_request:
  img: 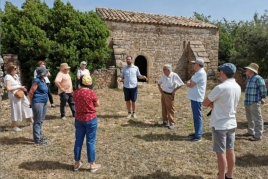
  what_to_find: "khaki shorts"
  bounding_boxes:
[212,127,235,153]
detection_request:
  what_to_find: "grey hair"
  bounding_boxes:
[164,64,172,72]
[80,61,87,67]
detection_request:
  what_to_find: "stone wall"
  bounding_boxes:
[105,21,219,82]
[91,67,117,89]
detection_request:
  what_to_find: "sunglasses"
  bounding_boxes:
[14,68,17,70]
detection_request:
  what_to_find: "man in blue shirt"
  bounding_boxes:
[117,56,147,118]
[244,63,267,141]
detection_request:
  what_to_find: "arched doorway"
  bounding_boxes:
[134,55,147,82]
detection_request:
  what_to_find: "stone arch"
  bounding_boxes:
[134,55,147,82]
[132,52,153,83]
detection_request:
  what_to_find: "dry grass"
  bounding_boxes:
[0,83,268,179]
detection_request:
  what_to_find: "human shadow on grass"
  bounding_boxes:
[0,125,32,133]
[134,133,189,142]
[19,161,74,171]
[236,121,248,129]
[131,171,204,179]
[134,131,212,142]
[236,153,268,167]
[121,119,158,128]
[45,114,60,120]
[0,126,9,132]
[0,136,33,145]
[97,114,126,119]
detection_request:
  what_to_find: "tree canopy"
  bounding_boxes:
[1,0,111,88]
[194,10,268,77]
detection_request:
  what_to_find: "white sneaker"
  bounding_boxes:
[13,127,22,132]
[126,113,132,118]
[132,113,137,118]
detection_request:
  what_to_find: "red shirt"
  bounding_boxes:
[73,88,98,121]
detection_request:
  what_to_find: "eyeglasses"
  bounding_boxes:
[82,64,86,66]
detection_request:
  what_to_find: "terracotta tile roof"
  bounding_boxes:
[96,7,218,29]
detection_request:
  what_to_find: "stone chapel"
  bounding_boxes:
[96,7,219,83]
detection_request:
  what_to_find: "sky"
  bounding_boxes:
[1,0,268,22]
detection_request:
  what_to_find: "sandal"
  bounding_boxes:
[225,174,233,179]
[74,161,82,171]
[90,164,101,173]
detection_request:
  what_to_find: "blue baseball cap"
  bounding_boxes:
[218,63,236,74]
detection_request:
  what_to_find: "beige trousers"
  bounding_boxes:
[161,93,175,124]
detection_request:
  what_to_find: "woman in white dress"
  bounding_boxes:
[76,61,94,89]
[4,64,33,131]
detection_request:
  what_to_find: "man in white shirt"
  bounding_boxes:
[203,63,241,179]
[186,58,207,142]
[158,64,184,129]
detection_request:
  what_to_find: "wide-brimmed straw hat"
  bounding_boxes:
[60,63,71,70]
[245,63,259,74]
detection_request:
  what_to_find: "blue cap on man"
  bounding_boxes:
[218,63,236,74]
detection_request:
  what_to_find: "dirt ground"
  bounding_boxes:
[0,83,268,179]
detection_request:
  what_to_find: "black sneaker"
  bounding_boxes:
[188,133,195,138]
[35,140,47,146]
[190,137,202,142]
[159,122,168,127]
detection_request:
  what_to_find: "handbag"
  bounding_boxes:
[15,89,25,98]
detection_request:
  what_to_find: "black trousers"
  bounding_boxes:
[47,83,54,105]
[59,92,76,117]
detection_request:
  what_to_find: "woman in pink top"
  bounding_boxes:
[73,74,101,172]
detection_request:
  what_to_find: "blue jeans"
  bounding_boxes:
[74,118,98,163]
[191,100,203,139]
[32,102,47,142]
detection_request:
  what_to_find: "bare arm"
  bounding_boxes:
[158,84,163,94]
[138,75,147,81]
[117,77,123,83]
[55,80,66,92]
[28,82,38,105]
[170,85,183,98]
[203,97,214,108]
[186,80,196,88]
[94,100,100,107]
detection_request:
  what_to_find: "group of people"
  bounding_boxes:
[3,56,267,176]
[116,56,266,179]
[4,60,101,172]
